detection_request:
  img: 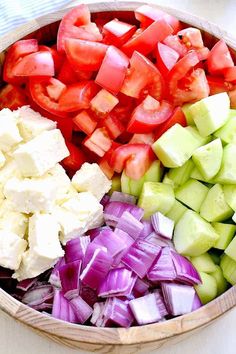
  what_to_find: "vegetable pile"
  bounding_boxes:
[0,3,236,328]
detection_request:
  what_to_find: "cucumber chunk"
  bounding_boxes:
[138,182,175,219]
[208,249,222,265]
[220,254,236,285]
[174,210,219,256]
[210,265,228,296]
[185,126,212,146]
[191,253,217,273]
[182,103,195,126]
[109,174,121,195]
[175,179,209,212]
[152,124,203,168]
[200,184,233,222]
[166,200,188,225]
[189,92,230,137]
[212,222,236,250]
[223,185,236,210]
[214,143,236,184]
[192,138,223,180]
[162,173,176,188]
[168,159,194,188]
[129,176,145,197]
[190,166,208,182]
[225,236,236,262]
[214,110,236,144]
[194,271,218,304]
[121,171,131,194]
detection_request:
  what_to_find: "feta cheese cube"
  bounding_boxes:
[0,151,6,168]
[13,129,69,177]
[4,176,58,213]
[72,163,111,201]
[0,158,21,185]
[45,163,71,202]
[17,106,56,141]
[0,211,28,238]
[0,231,27,270]
[0,108,22,151]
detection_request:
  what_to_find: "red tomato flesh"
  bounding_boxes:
[155,42,179,76]
[0,84,28,110]
[207,39,234,75]
[12,51,55,77]
[90,89,119,117]
[155,106,187,139]
[61,141,86,172]
[73,110,97,135]
[83,127,112,157]
[103,19,136,47]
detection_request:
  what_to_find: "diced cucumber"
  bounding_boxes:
[210,265,228,296]
[223,185,236,210]
[144,160,163,182]
[190,166,208,182]
[215,143,236,184]
[208,249,222,265]
[225,236,236,262]
[220,253,236,285]
[200,184,233,222]
[174,210,219,256]
[165,200,188,225]
[182,103,195,126]
[191,253,217,273]
[121,171,131,194]
[109,174,121,195]
[138,182,175,219]
[185,126,212,146]
[152,124,203,168]
[189,92,230,137]
[175,179,209,212]
[212,222,236,250]
[214,111,236,144]
[129,176,145,197]
[192,139,223,180]
[168,159,194,188]
[194,271,218,304]
[162,173,176,188]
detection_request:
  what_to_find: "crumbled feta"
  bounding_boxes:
[0,211,28,238]
[0,231,27,270]
[45,163,71,202]
[0,151,6,168]
[72,163,111,201]
[4,176,58,213]
[0,108,22,151]
[13,129,69,177]
[17,106,57,141]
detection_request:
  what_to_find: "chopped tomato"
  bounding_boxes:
[57,58,93,84]
[90,89,119,117]
[154,106,187,139]
[135,5,180,33]
[228,89,236,108]
[110,143,155,179]
[59,81,100,112]
[110,93,135,123]
[95,46,129,94]
[129,132,155,145]
[46,78,66,101]
[0,84,28,110]
[196,47,210,61]
[155,42,179,77]
[12,51,55,77]
[61,141,86,172]
[163,35,188,58]
[224,67,236,83]
[98,142,121,179]
[103,19,136,47]
[83,127,112,157]
[102,115,125,139]
[3,39,38,84]
[29,77,69,117]
[121,51,165,100]
[65,38,108,71]
[207,39,234,75]
[73,110,97,135]
[121,20,173,57]
[127,96,173,133]
[38,45,64,74]
[57,4,102,52]
[207,75,233,95]
[177,28,204,49]
[56,117,74,141]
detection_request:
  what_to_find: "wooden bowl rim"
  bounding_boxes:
[0,1,236,346]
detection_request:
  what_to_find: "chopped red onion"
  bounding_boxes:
[151,212,174,239]
[192,292,202,311]
[171,251,202,285]
[22,285,54,306]
[112,229,134,266]
[83,242,107,268]
[103,297,134,328]
[116,211,144,239]
[0,267,13,279]
[80,248,112,290]
[49,257,66,288]
[93,228,128,259]
[161,283,195,316]
[129,293,163,325]
[65,236,90,263]
[132,278,149,297]
[110,191,136,205]
[59,260,82,300]
[52,289,77,322]
[153,289,168,317]
[147,247,176,282]
[91,302,106,326]
[88,226,111,241]
[144,232,174,248]
[139,220,154,238]
[100,194,110,207]
[104,201,144,227]
[80,285,98,307]
[122,239,161,278]
[31,302,53,311]
[16,278,37,291]
[70,296,93,324]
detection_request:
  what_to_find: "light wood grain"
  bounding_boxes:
[1,1,236,352]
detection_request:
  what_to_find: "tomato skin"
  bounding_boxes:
[103,19,136,47]
[110,143,155,180]
[0,84,28,110]
[177,28,204,50]
[102,115,125,139]
[127,96,173,133]
[3,39,38,84]
[57,4,102,52]
[57,58,93,84]
[90,89,119,117]
[121,20,173,57]
[129,133,155,145]
[155,42,179,77]
[46,78,66,101]
[154,106,187,140]
[224,67,236,83]
[61,141,86,173]
[58,81,100,112]
[207,39,234,75]
[65,38,108,71]
[38,45,64,74]
[83,127,112,157]
[163,35,188,58]
[73,110,97,135]
[206,75,233,95]
[95,46,129,95]
[12,51,55,77]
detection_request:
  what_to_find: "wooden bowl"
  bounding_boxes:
[0,2,236,353]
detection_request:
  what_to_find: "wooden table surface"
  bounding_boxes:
[1,0,236,353]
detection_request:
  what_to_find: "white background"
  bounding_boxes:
[1,1,236,353]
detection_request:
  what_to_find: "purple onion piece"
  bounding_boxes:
[116,211,144,240]
[192,292,202,311]
[132,278,149,297]
[129,293,163,325]
[93,229,128,259]
[104,201,144,227]
[110,191,136,205]
[70,296,93,324]
[49,257,66,288]
[59,260,82,300]
[144,232,174,248]
[16,278,37,292]
[100,194,110,207]
[171,250,202,285]
[22,285,54,306]
[88,226,111,241]
[139,220,154,239]
[65,236,90,264]
[103,297,134,328]
[98,268,137,297]
[151,212,174,239]
[147,247,176,282]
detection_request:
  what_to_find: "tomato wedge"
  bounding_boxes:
[57,4,102,52]
[127,96,173,133]
[102,115,125,139]
[12,51,55,77]
[155,42,179,77]
[110,143,155,180]
[95,46,129,94]
[73,110,97,135]
[154,106,187,139]
[177,28,204,49]
[59,81,100,112]
[207,39,234,75]
[129,133,155,145]
[224,67,236,83]
[38,45,64,74]
[207,75,233,95]
[121,51,165,100]
[3,39,38,84]
[83,127,112,157]
[121,20,173,57]
[0,84,28,110]
[61,141,86,173]
[163,35,188,58]
[103,19,136,47]
[90,89,119,117]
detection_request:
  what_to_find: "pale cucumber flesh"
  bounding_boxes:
[175,179,209,212]
[194,271,218,304]
[212,222,236,250]
[191,253,217,273]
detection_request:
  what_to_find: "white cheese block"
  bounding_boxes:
[13,129,69,177]
[0,231,27,270]
[0,151,6,168]
[0,211,28,238]
[45,163,71,202]
[72,163,111,201]
[0,108,22,151]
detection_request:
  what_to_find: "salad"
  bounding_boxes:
[0,4,235,328]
